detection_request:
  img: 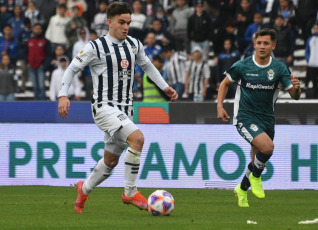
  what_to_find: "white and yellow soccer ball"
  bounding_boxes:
[148,190,175,216]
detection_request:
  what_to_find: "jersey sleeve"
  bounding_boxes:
[224,61,241,82]
[136,41,151,68]
[279,64,293,90]
[71,42,99,69]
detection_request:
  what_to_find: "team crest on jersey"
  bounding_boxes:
[250,124,259,132]
[79,50,84,55]
[121,59,129,69]
[131,45,137,54]
[267,69,275,80]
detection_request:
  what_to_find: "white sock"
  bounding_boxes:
[82,158,113,195]
[124,147,141,197]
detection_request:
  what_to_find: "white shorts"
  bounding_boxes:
[92,103,138,156]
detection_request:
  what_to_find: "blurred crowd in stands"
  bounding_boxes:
[0,0,318,101]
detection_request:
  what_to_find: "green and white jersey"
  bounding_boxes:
[225,55,293,125]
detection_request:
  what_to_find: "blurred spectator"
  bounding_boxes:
[244,12,263,45]
[0,24,18,65]
[155,5,170,29]
[270,0,295,26]
[216,39,240,98]
[65,5,87,55]
[143,54,169,102]
[149,18,175,48]
[91,0,108,37]
[251,0,267,16]
[49,56,81,101]
[305,23,318,98]
[272,15,295,66]
[27,23,51,100]
[216,0,237,28]
[187,0,213,61]
[129,0,147,42]
[67,0,87,16]
[171,0,194,52]
[84,0,100,26]
[16,18,32,92]
[135,32,162,84]
[0,4,12,32]
[185,46,210,101]
[0,54,17,101]
[162,0,177,14]
[45,4,70,52]
[10,0,28,12]
[143,32,162,60]
[141,0,162,28]
[48,44,66,78]
[162,44,187,99]
[89,29,98,41]
[24,0,45,26]
[213,19,238,63]
[34,0,59,28]
[72,27,90,58]
[296,0,318,42]
[8,5,24,42]
[236,0,255,53]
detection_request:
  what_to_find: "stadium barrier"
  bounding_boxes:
[0,102,317,189]
[1,101,318,124]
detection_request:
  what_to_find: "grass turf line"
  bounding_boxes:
[0,186,317,230]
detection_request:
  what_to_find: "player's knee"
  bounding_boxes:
[104,157,119,168]
[263,142,274,155]
[130,132,144,148]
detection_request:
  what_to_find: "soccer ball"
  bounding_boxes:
[148,190,175,216]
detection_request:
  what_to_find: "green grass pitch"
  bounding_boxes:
[0,186,317,230]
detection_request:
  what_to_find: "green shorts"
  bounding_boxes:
[236,119,275,145]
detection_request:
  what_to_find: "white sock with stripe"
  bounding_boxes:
[124,147,141,197]
[82,158,113,195]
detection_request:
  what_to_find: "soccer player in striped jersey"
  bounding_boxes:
[184,46,210,102]
[58,2,177,214]
[217,29,301,207]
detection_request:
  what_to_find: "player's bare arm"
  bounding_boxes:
[164,87,178,101]
[288,74,301,100]
[217,77,231,122]
[58,96,70,118]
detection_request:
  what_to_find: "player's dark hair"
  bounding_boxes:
[107,2,133,19]
[254,28,276,42]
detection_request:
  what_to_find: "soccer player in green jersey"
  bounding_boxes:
[217,28,301,207]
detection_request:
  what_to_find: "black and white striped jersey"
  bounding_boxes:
[71,34,150,106]
[186,60,210,95]
[167,51,187,85]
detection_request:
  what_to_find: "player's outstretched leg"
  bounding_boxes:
[74,181,89,213]
[121,147,148,211]
[234,184,249,207]
[249,174,265,198]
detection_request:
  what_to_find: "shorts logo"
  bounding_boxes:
[267,69,274,80]
[117,114,127,121]
[250,124,259,132]
[120,59,129,69]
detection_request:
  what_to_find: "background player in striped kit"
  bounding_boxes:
[184,46,210,102]
[217,29,301,207]
[57,2,178,214]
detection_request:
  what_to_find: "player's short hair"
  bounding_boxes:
[107,2,133,19]
[254,28,276,42]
